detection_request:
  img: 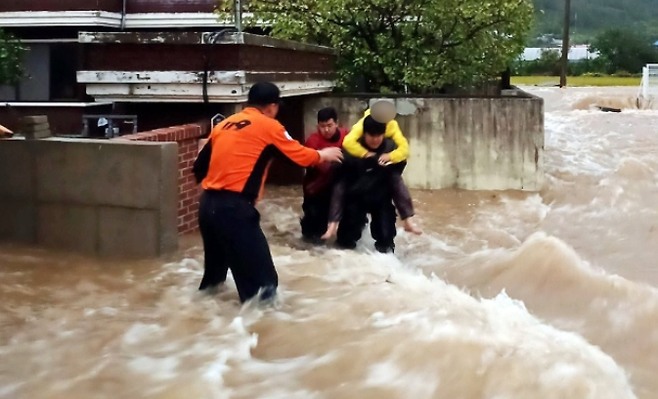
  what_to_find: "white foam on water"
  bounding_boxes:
[0,383,24,398]
[2,86,658,398]
[0,221,645,399]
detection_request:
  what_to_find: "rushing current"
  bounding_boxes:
[1,86,657,399]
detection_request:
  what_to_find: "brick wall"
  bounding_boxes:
[1,0,216,13]
[0,0,123,12]
[116,123,208,235]
[83,44,335,73]
[126,0,218,13]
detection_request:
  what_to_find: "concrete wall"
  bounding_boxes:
[304,91,544,191]
[114,122,209,234]
[0,137,178,258]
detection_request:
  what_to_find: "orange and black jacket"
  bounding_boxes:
[193,107,320,202]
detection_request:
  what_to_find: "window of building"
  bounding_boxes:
[50,43,79,101]
[0,42,81,102]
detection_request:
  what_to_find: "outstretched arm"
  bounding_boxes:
[271,126,321,167]
[272,126,344,166]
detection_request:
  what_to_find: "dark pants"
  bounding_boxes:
[198,190,278,303]
[335,199,397,253]
[300,193,331,240]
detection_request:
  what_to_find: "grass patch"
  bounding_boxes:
[511,76,642,87]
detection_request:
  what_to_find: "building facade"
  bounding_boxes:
[0,1,337,139]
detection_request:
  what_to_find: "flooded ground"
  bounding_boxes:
[1,86,657,399]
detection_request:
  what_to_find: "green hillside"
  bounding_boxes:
[532,0,658,40]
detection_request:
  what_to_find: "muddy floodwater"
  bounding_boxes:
[1,86,657,399]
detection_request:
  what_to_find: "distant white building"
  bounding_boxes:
[522,46,599,61]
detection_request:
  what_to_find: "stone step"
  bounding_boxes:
[24,130,52,140]
[21,115,48,126]
[21,123,50,133]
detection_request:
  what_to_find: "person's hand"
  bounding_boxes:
[321,222,339,240]
[317,147,343,163]
[365,152,376,158]
[378,153,392,165]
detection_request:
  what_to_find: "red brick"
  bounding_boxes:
[190,126,202,138]
[181,221,199,233]
[185,128,196,139]
[84,43,336,75]
[127,0,217,14]
[1,0,123,12]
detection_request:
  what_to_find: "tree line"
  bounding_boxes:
[532,0,658,40]
[2,0,657,93]
[514,28,658,77]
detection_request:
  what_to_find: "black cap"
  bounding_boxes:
[247,81,281,106]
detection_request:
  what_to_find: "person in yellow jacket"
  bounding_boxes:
[322,99,422,240]
[342,107,409,165]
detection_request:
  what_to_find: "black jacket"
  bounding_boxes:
[344,138,404,199]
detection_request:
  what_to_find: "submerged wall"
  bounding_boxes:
[0,137,178,258]
[304,90,545,191]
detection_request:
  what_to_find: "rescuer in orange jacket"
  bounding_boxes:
[192,81,343,303]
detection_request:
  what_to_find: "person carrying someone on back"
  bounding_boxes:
[192,81,343,304]
[328,115,407,253]
[300,107,349,243]
[331,99,421,237]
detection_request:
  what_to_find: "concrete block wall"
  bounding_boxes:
[0,137,179,258]
[304,92,545,191]
[115,123,208,234]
